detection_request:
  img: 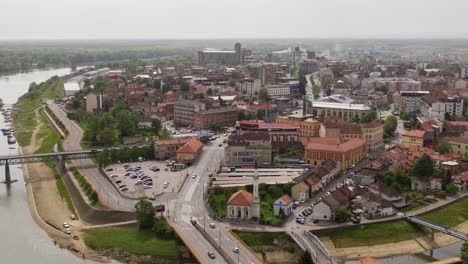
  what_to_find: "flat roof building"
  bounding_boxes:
[64,82,81,97]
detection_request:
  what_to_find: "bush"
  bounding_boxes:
[436,191,446,198]
[445,183,458,196]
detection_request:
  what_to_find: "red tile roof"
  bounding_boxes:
[305,137,367,153]
[447,137,468,144]
[156,138,191,146]
[362,120,383,129]
[403,129,425,138]
[360,256,379,264]
[276,194,293,205]
[227,190,253,206]
[452,170,468,182]
[176,137,203,154]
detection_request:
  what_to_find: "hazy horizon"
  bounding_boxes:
[2,0,468,40]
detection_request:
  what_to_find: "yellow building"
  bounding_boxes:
[447,137,468,157]
[402,130,425,148]
[292,182,310,200]
[303,137,368,170]
[276,112,320,137]
[362,121,384,151]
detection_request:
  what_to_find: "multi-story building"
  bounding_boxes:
[303,137,368,170]
[461,65,468,79]
[402,130,425,148]
[84,92,102,113]
[236,78,261,98]
[276,112,320,137]
[397,90,430,113]
[174,100,205,127]
[193,107,238,129]
[236,120,300,144]
[447,137,468,157]
[362,121,384,151]
[420,95,463,121]
[265,83,296,98]
[154,137,192,160]
[305,100,371,122]
[299,59,320,75]
[198,43,252,65]
[362,77,421,93]
[319,116,363,139]
[225,132,272,166]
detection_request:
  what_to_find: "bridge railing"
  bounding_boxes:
[304,231,339,264]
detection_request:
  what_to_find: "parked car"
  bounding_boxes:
[147,195,155,200]
[120,187,128,192]
[207,252,216,259]
[143,185,152,189]
[105,168,113,172]
[163,182,169,188]
[209,223,215,228]
[233,247,239,253]
[65,228,71,235]
[135,180,143,185]
[110,174,118,178]
[63,222,69,228]
[115,180,122,184]
[192,173,197,179]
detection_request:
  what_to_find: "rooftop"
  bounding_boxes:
[227,190,253,206]
[310,101,371,111]
[403,129,425,138]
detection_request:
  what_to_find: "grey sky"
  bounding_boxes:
[1,0,467,39]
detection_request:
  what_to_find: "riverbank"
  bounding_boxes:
[321,197,468,261]
[18,107,107,262]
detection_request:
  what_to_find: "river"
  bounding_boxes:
[0,68,97,264]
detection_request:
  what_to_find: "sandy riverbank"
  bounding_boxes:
[322,220,468,261]
[17,109,106,263]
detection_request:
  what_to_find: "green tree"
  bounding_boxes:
[152,217,172,237]
[445,183,458,196]
[238,111,246,120]
[207,88,213,96]
[384,115,398,141]
[400,111,410,121]
[116,110,137,137]
[151,119,162,134]
[180,82,190,92]
[312,84,320,100]
[152,79,161,89]
[299,250,314,264]
[334,206,350,223]
[411,154,435,177]
[228,79,236,87]
[360,110,377,123]
[257,109,266,120]
[436,138,451,154]
[259,88,269,102]
[98,126,115,146]
[461,240,468,264]
[135,199,155,229]
[162,83,171,93]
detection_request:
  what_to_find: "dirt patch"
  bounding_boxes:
[93,248,191,264]
[250,243,303,264]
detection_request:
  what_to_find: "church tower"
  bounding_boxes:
[251,160,260,220]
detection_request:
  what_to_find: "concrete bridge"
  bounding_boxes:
[406,216,468,241]
[0,145,149,184]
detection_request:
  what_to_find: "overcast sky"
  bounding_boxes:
[1,0,467,39]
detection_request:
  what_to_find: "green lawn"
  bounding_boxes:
[422,198,468,227]
[401,204,429,213]
[234,231,288,247]
[327,221,430,248]
[326,197,468,248]
[83,228,180,259]
[35,113,60,154]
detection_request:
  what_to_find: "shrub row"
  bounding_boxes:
[70,167,99,204]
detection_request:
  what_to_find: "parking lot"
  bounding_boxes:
[104,160,188,199]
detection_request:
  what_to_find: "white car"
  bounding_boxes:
[110,174,118,178]
[191,173,197,179]
[63,222,69,228]
[135,180,143,185]
[163,182,169,188]
[209,223,215,228]
[143,185,152,189]
[65,228,71,235]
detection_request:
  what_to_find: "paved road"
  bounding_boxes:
[48,100,256,263]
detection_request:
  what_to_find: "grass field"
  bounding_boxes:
[327,221,430,248]
[422,198,468,227]
[234,231,288,247]
[83,228,180,259]
[326,197,468,248]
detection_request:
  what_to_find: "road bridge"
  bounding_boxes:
[0,145,149,184]
[406,216,468,241]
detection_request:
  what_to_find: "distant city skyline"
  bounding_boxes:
[1,0,468,40]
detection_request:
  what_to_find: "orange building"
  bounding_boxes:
[276,112,320,137]
[303,137,368,170]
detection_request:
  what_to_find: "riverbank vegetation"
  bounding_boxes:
[83,228,181,259]
[0,40,196,74]
[326,197,468,248]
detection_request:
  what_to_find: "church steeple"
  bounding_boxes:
[251,160,260,220]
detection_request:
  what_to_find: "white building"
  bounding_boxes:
[266,84,291,97]
[64,82,81,97]
[273,194,293,216]
[311,200,334,221]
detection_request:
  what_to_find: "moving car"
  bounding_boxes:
[209,223,215,228]
[233,247,239,253]
[163,182,169,188]
[191,173,197,179]
[207,252,216,259]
